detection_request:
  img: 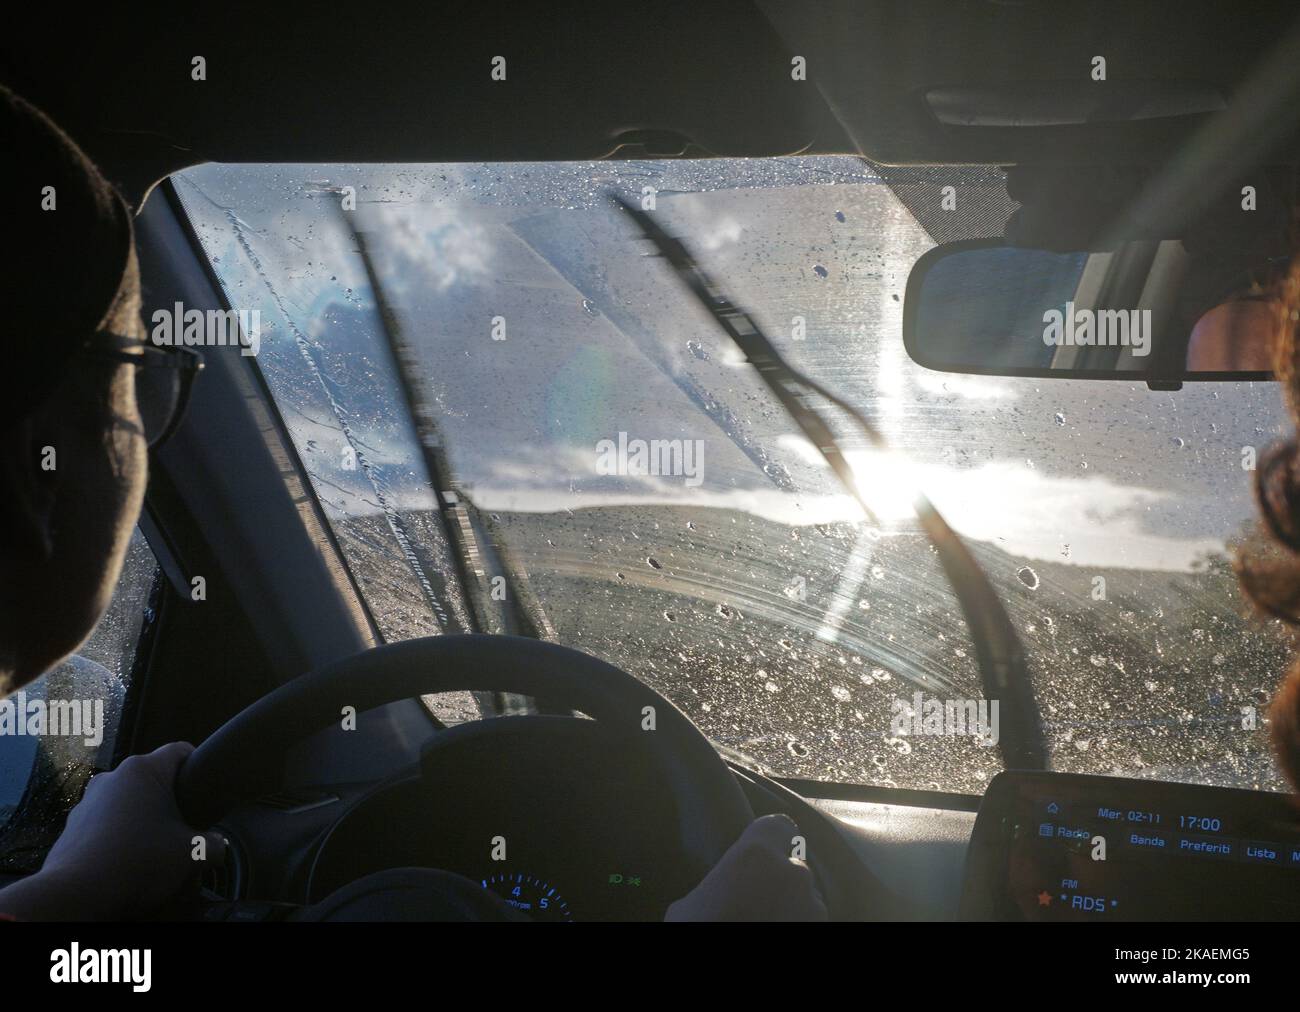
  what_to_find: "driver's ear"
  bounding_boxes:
[0,416,58,566]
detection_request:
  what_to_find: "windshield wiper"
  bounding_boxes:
[336,206,562,714]
[613,195,1046,771]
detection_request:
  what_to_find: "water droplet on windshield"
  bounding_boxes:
[835,210,846,223]
[646,556,662,570]
[1016,566,1040,590]
[1054,411,1065,426]
[787,740,809,758]
[686,340,710,362]
[830,685,851,702]
[813,264,828,279]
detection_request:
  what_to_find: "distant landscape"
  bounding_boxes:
[336,501,1295,796]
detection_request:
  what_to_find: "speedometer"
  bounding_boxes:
[481,872,573,922]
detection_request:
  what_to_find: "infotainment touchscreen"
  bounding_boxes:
[960,771,1300,921]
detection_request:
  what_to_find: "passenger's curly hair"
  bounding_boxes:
[1233,241,1300,789]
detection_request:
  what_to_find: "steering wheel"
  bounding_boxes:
[175,634,756,897]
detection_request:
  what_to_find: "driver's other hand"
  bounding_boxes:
[664,813,828,922]
[0,742,225,920]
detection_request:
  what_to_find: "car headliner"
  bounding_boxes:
[5,1,1300,208]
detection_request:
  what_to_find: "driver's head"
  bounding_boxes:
[0,87,148,694]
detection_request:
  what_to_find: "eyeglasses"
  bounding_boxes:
[82,334,204,448]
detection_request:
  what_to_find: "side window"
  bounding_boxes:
[0,527,158,868]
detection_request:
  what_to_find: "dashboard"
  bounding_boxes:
[219,735,1300,922]
[960,771,1300,921]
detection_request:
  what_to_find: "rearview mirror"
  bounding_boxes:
[903,239,1276,384]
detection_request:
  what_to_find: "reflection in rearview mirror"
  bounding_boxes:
[903,240,1276,382]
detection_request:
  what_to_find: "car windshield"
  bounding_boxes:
[174,157,1293,794]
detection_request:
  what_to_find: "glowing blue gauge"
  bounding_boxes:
[481,872,573,922]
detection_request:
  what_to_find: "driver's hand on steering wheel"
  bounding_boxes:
[0,742,224,921]
[663,813,828,922]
